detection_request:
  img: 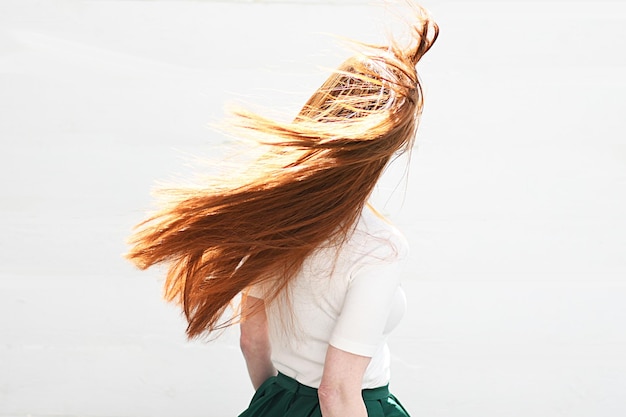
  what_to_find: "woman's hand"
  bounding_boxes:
[318,345,371,417]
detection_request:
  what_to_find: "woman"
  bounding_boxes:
[126,3,437,416]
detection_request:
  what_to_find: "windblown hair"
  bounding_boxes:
[126,5,438,339]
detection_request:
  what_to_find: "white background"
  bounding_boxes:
[1,1,625,416]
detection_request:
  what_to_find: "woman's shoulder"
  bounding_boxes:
[350,205,409,263]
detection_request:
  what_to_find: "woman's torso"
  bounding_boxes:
[254,206,409,389]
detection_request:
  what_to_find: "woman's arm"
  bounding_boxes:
[318,345,371,417]
[239,294,276,390]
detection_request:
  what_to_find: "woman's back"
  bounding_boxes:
[251,206,409,388]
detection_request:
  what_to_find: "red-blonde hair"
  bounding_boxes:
[126,5,438,339]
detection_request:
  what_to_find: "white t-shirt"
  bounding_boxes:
[247,206,409,389]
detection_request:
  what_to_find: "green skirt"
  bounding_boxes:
[238,373,411,417]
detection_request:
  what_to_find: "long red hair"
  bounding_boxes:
[126,5,438,339]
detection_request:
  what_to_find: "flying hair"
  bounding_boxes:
[126,3,438,339]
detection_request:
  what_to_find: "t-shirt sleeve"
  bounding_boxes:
[329,259,404,357]
[245,280,268,299]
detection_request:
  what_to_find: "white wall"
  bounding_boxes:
[1,1,625,416]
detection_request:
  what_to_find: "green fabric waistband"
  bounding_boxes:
[275,372,391,400]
